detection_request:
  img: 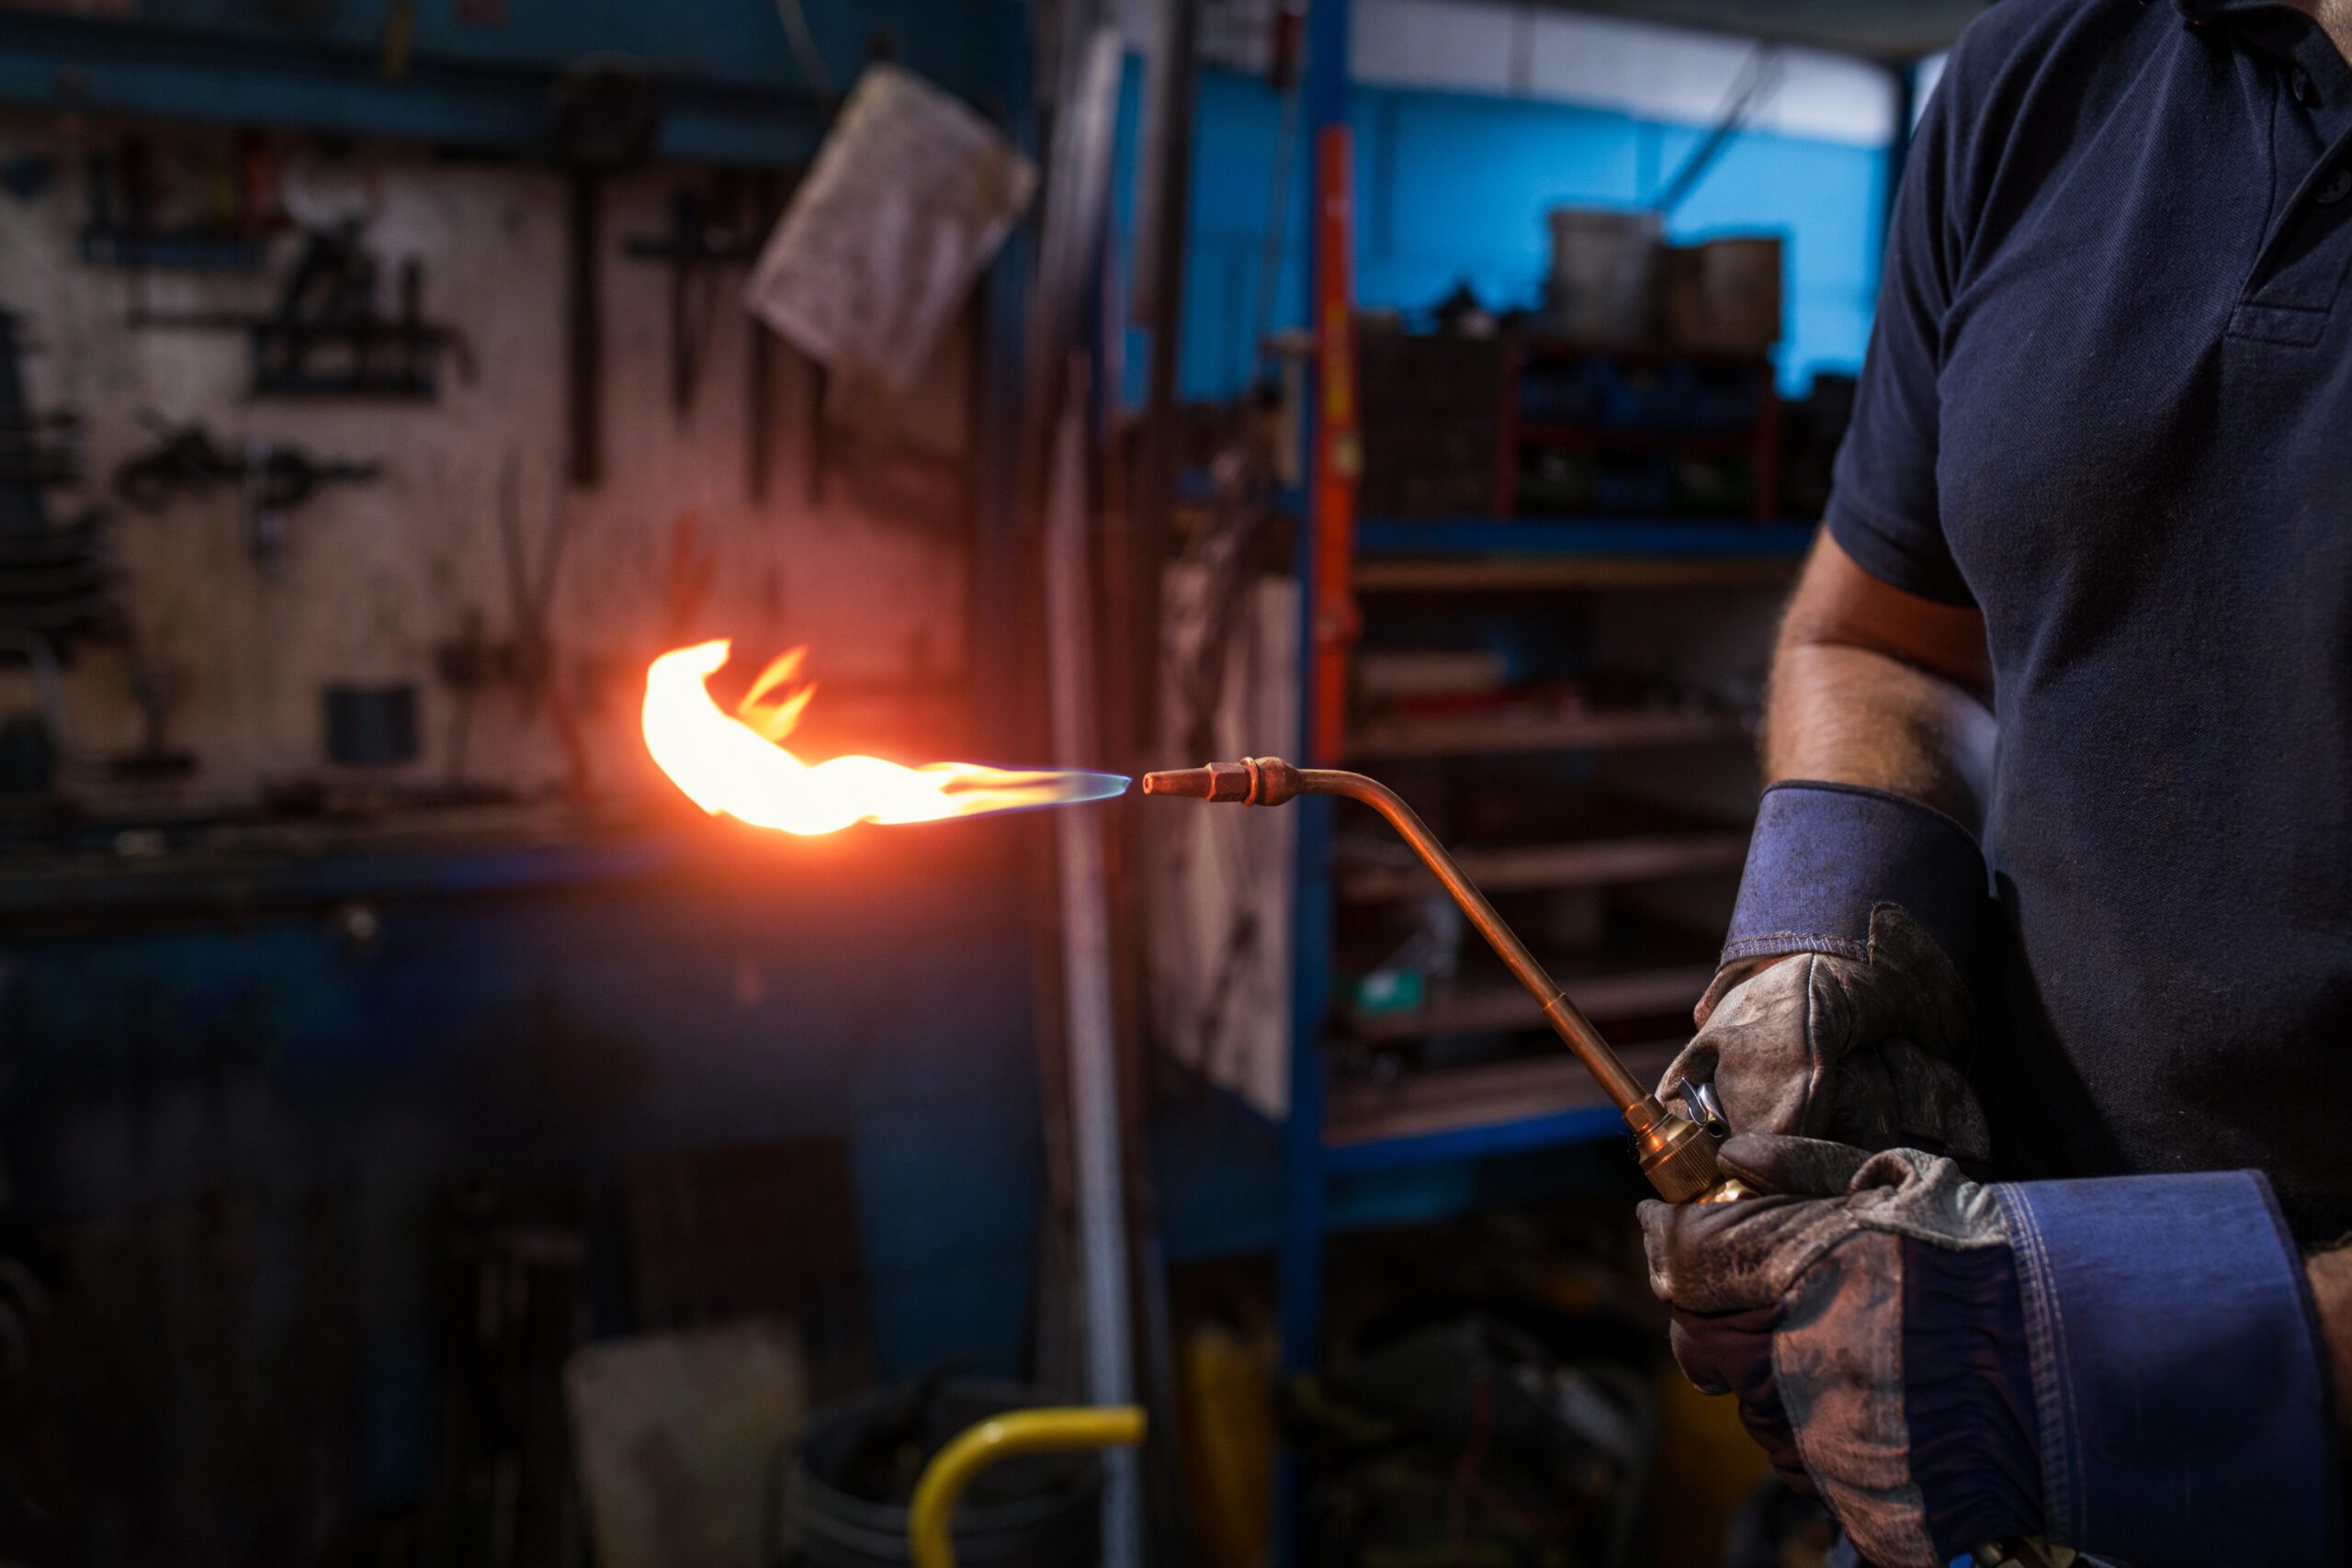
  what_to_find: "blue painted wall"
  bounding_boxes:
[1117,64,1891,400]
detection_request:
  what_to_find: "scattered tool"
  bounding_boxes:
[130,220,470,398]
[114,418,380,577]
[1141,756,1738,1202]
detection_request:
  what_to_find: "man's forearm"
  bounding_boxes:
[1764,641,1996,829]
[2308,1248,2352,1450]
[1763,536,1997,830]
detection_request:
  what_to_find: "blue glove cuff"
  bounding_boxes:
[1722,781,1988,976]
[1994,1171,2341,1565]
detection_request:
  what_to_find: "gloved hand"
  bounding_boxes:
[1640,1134,2034,1567]
[1661,908,1989,1161]
[1660,782,1993,1160]
[1641,1135,2339,1568]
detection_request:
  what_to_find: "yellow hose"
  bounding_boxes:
[906,1405,1147,1568]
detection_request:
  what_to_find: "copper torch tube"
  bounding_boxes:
[1141,757,1733,1202]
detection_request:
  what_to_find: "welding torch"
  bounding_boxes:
[1142,756,1747,1205]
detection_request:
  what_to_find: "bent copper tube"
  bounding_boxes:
[1143,756,1742,1203]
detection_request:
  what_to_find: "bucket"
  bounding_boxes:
[1544,208,1664,342]
[776,1381,1104,1567]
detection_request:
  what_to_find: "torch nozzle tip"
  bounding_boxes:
[1139,768,1213,798]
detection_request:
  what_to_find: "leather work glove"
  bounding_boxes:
[1660,782,1993,1161]
[1662,907,1989,1161]
[1640,1134,2339,1568]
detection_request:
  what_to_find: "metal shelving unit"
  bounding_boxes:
[1240,5,1966,1560]
[1249,3,1976,1559]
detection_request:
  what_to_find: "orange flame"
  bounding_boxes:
[642,640,1127,836]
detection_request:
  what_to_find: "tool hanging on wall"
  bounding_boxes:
[0,312,119,654]
[621,175,764,415]
[130,220,472,398]
[432,451,589,797]
[550,60,661,489]
[114,418,381,578]
[623,171,802,502]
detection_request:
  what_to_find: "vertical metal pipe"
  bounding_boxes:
[1044,382,1142,1568]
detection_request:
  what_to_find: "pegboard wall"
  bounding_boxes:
[0,118,980,811]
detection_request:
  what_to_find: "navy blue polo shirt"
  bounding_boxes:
[1828,0,2352,1237]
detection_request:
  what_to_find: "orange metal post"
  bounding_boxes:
[1308,126,1359,765]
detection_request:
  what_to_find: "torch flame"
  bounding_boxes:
[643,640,1127,835]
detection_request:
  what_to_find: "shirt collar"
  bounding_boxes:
[2177,0,2350,89]
[2176,0,2293,21]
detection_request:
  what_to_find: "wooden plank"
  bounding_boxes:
[1326,1040,1683,1147]
[1349,708,1745,760]
[1340,830,1748,901]
[1356,555,1799,592]
[1349,964,1714,1043]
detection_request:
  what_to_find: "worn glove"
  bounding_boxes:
[1641,1134,2338,1568]
[1663,907,1989,1161]
[1660,782,1992,1161]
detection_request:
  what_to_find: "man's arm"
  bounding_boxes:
[2310,1249,2352,1459]
[1763,529,1996,829]
[1785,536,2352,1460]
[1652,534,1998,1158]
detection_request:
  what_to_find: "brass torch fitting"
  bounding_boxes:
[1625,1095,1728,1203]
[1139,757,1304,807]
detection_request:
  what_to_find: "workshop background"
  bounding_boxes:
[0,2,1970,1567]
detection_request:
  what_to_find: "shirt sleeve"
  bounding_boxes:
[1824,65,1974,607]
[1995,1170,2342,1564]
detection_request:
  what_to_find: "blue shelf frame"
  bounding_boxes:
[1355,517,1817,558]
